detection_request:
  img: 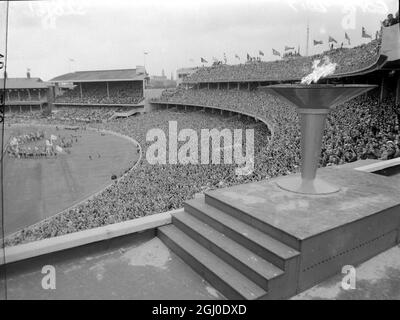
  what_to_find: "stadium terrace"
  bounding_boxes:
[145,120,254,175]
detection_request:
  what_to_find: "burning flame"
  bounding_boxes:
[301,57,337,85]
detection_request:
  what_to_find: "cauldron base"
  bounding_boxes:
[275,176,340,195]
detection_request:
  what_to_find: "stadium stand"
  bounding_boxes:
[154,30,400,166]
[154,88,400,163]
[1,76,50,112]
[183,40,381,83]
[4,25,400,246]
[48,107,116,123]
[51,68,146,105]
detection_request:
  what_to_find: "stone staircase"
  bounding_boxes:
[157,193,301,300]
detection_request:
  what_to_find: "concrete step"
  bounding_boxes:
[204,193,301,250]
[172,211,284,291]
[185,198,299,270]
[158,224,267,300]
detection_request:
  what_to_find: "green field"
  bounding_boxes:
[3,125,138,236]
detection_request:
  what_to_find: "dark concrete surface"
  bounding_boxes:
[1,232,400,299]
[0,231,224,300]
[293,245,400,300]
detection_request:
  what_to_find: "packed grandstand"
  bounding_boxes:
[183,39,381,83]
[2,78,49,104]
[55,81,144,105]
[51,68,146,106]
[4,25,400,246]
[7,89,42,101]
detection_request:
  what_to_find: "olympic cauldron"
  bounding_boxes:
[259,84,377,195]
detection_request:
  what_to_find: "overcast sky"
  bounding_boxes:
[3,0,399,81]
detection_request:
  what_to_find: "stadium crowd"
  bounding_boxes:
[6,89,45,102]
[48,107,116,123]
[185,40,381,82]
[157,87,400,165]
[382,11,399,27]
[56,81,144,105]
[5,106,130,123]
[5,110,268,245]
[5,84,400,246]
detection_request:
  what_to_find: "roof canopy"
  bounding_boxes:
[50,69,146,83]
[0,78,49,89]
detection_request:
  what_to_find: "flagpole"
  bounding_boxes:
[144,51,149,71]
[68,58,75,73]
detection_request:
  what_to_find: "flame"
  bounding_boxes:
[301,57,337,85]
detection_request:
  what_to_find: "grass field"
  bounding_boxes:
[2,125,138,236]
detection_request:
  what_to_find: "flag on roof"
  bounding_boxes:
[362,27,371,38]
[259,50,264,56]
[272,48,281,56]
[285,46,295,51]
[345,32,351,44]
[328,36,337,43]
[313,40,323,45]
[201,57,208,63]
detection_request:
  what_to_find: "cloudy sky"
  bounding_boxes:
[3,0,399,81]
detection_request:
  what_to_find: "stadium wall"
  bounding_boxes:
[0,210,178,265]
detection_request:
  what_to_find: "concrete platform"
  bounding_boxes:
[203,166,400,293]
[207,167,400,240]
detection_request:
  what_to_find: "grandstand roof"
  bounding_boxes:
[50,69,146,83]
[0,77,49,89]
